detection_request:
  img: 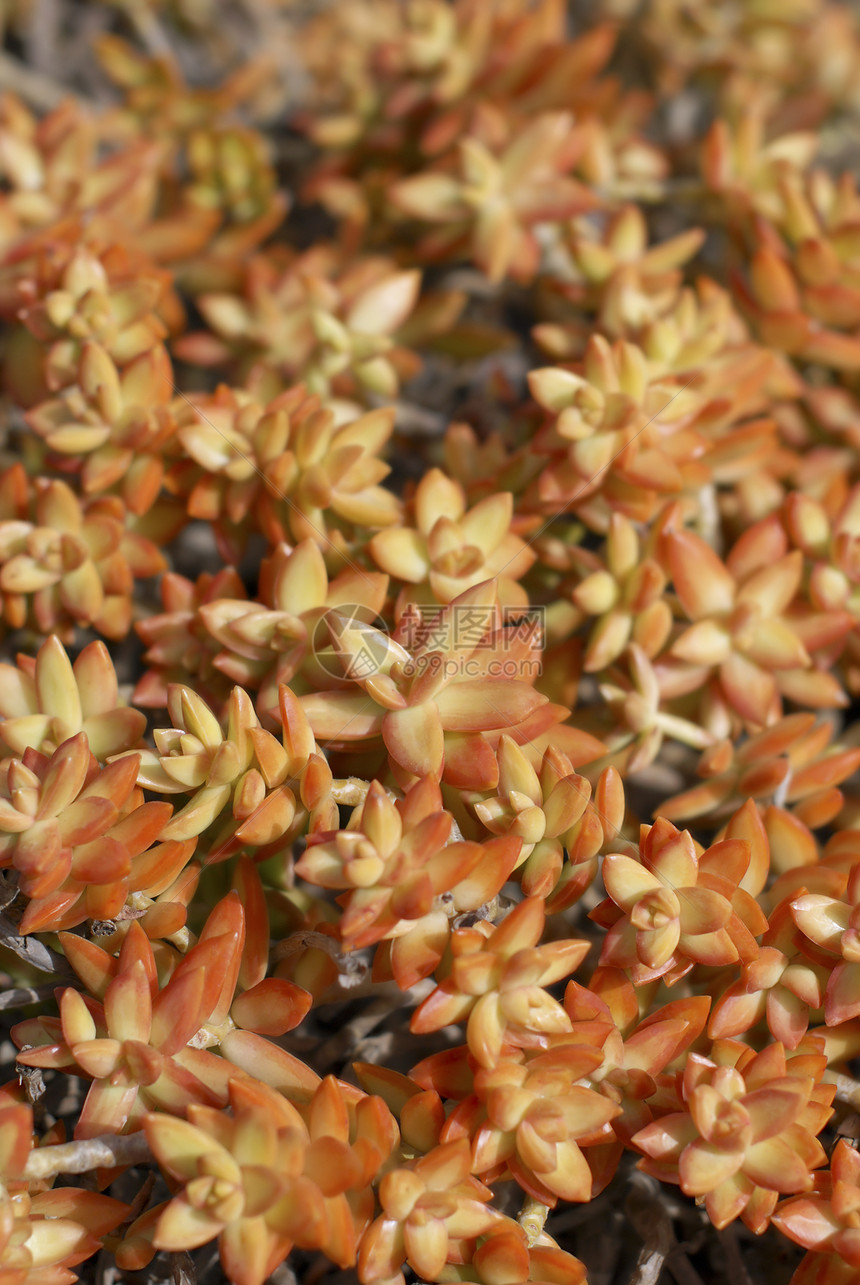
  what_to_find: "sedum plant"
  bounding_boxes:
[6,3,860,1285]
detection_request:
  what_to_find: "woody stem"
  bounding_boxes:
[23,1131,153,1180]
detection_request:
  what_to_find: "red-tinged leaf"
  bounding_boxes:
[776,666,848,710]
[234,788,296,846]
[145,1113,228,1182]
[724,801,770,895]
[127,837,197,896]
[705,1170,754,1230]
[567,808,604,864]
[832,1136,860,1184]
[403,1214,447,1281]
[766,986,809,1049]
[658,781,733,822]
[467,991,506,1068]
[442,732,499,790]
[105,960,152,1043]
[435,680,546,732]
[71,835,130,884]
[679,1139,744,1196]
[667,532,735,621]
[637,992,710,1045]
[506,1153,559,1207]
[743,619,809,670]
[744,1085,809,1145]
[150,966,207,1055]
[709,985,765,1040]
[219,1030,320,1103]
[555,1084,621,1139]
[75,1081,139,1140]
[13,823,68,899]
[598,917,641,973]
[771,1195,841,1250]
[305,1136,362,1199]
[153,1198,224,1252]
[382,702,444,777]
[791,894,848,951]
[679,926,739,968]
[411,983,475,1035]
[471,1121,516,1176]
[18,888,83,934]
[231,977,312,1036]
[743,1136,813,1192]
[546,854,597,913]
[118,921,159,993]
[267,1175,328,1249]
[72,1037,122,1079]
[232,857,269,991]
[697,839,750,888]
[219,1215,279,1285]
[543,775,590,836]
[418,1136,477,1193]
[13,1041,77,1070]
[409,1046,474,1100]
[123,1040,162,1087]
[426,841,482,896]
[36,734,90,817]
[767,806,819,872]
[492,896,546,955]
[142,899,187,939]
[531,1244,588,1285]
[533,1135,594,1203]
[34,1187,130,1235]
[825,959,860,1025]
[24,1219,99,1272]
[322,1190,359,1268]
[82,753,140,807]
[582,968,636,1028]
[603,854,662,912]
[301,690,383,741]
[59,987,98,1047]
[474,1227,530,1283]
[195,900,244,1025]
[352,1063,420,1113]
[389,871,434,922]
[678,885,732,936]
[728,888,769,940]
[449,836,521,911]
[395,1090,442,1159]
[0,1104,32,1177]
[59,932,117,997]
[624,1018,689,1077]
[151,1050,231,1112]
[633,1112,698,1165]
[719,653,777,725]
[85,877,128,922]
[532,938,590,986]
[56,796,118,847]
[357,1216,405,1282]
[637,919,680,971]
[109,800,173,855]
[521,840,563,899]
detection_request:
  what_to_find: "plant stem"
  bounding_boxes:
[517,1196,549,1246]
[23,1131,152,1180]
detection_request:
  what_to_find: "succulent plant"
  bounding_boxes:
[4,3,860,1284]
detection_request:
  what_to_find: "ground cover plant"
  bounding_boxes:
[7,0,860,1282]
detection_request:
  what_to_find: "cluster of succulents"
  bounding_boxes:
[6,1,860,1283]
